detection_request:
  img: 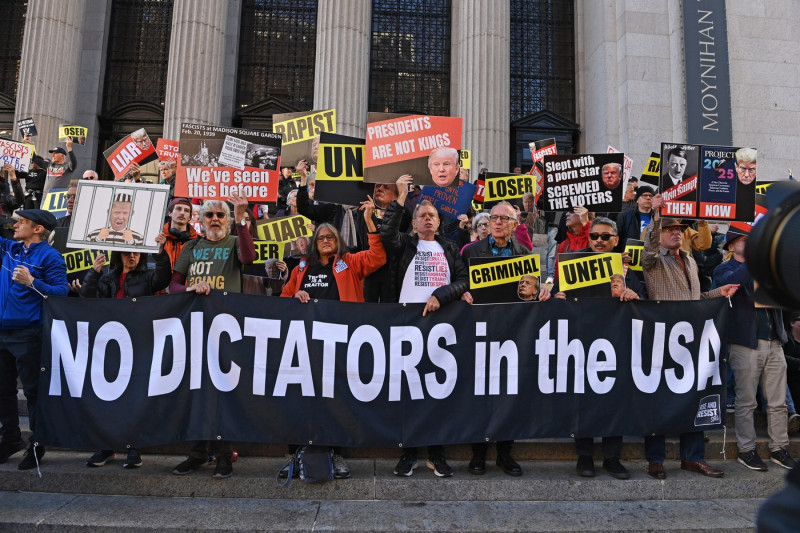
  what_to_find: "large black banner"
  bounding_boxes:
[39,294,728,449]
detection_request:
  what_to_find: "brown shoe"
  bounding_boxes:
[647,462,666,479]
[681,460,724,478]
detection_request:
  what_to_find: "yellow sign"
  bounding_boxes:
[42,190,68,214]
[256,215,313,243]
[755,183,773,194]
[469,255,540,289]
[623,240,643,272]
[459,149,471,170]
[62,248,109,275]
[58,125,88,141]
[641,154,660,181]
[483,174,535,202]
[558,253,623,291]
[252,240,284,264]
[317,143,364,182]
[273,109,336,145]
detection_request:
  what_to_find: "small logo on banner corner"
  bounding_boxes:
[694,394,722,427]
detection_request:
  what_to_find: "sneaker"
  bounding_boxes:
[87,450,115,467]
[427,455,453,477]
[788,413,800,434]
[602,458,630,480]
[278,454,298,479]
[737,449,768,471]
[0,439,27,464]
[393,454,417,476]
[213,455,233,478]
[576,455,595,477]
[18,445,45,471]
[123,448,142,469]
[172,456,206,475]
[332,454,350,479]
[770,448,797,470]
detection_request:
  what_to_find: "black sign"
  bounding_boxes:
[39,294,728,449]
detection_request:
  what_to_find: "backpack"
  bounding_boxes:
[276,445,334,486]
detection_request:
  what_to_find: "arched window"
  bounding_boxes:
[236,0,317,125]
[369,0,451,116]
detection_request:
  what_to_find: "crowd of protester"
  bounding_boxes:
[0,139,797,485]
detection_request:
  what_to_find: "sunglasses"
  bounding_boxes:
[203,211,227,219]
[589,232,617,241]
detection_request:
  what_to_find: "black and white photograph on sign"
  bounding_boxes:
[244,143,279,170]
[180,139,223,167]
[542,153,625,212]
[517,274,540,302]
[218,135,249,169]
[68,181,170,254]
[659,144,700,217]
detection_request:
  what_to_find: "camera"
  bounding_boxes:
[745,181,800,309]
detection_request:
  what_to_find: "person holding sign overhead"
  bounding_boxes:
[42,138,77,199]
[380,175,468,478]
[640,194,739,480]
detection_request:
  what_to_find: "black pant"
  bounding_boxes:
[0,328,41,445]
[574,436,622,459]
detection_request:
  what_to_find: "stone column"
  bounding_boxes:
[313,0,371,138]
[14,0,85,147]
[450,0,510,174]
[163,0,230,139]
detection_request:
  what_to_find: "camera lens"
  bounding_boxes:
[745,182,800,309]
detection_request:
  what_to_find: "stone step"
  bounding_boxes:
[0,453,788,502]
[14,416,800,462]
[0,491,768,532]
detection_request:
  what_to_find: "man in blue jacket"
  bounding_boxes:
[713,228,796,472]
[0,209,69,470]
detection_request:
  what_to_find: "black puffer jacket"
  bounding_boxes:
[80,250,171,298]
[380,200,468,305]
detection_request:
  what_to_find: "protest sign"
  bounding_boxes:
[68,181,170,254]
[103,128,158,179]
[314,132,374,206]
[468,255,541,304]
[52,228,110,284]
[755,182,776,194]
[18,117,37,137]
[542,153,625,212]
[0,138,33,172]
[557,252,624,297]
[608,145,634,185]
[175,123,282,202]
[420,180,477,218]
[156,138,179,162]
[272,109,336,166]
[39,294,728,449]
[697,146,756,221]
[624,239,644,273]
[529,138,557,164]
[639,152,661,191]
[59,125,88,145]
[255,214,313,243]
[41,189,68,218]
[482,172,535,209]
[458,149,471,170]
[659,143,700,217]
[727,193,768,237]
[473,179,485,203]
[363,113,463,186]
[251,240,284,263]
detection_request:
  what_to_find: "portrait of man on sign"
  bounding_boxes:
[87,192,144,245]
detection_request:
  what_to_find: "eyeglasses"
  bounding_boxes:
[317,234,336,242]
[488,215,514,223]
[476,222,489,228]
[203,211,226,219]
[589,232,617,241]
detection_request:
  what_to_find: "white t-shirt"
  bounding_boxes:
[399,239,451,303]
